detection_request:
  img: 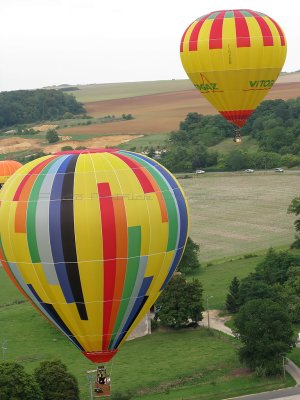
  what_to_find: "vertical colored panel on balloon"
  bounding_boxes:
[13,157,55,239]
[209,10,226,49]
[60,154,87,320]
[234,10,251,48]
[27,159,58,263]
[107,194,128,340]
[109,226,141,349]
[73,154,104,348]
[188,17,208,51]
[35,156,70,284]
[98,181,117,350]
[49,156,77,305]
[113,275,153,348]
[221,12,238,69]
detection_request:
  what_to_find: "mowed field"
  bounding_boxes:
[179,171,300,261]
[59,73,300,138]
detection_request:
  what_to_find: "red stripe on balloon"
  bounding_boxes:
[98,182,117,351]
[247,10,273,46]
[209,11,226,49]
[114,153,155,193]
[188,17,208,51]
[180,22,194,52]
[234,10,251,47]
[268,17,285,46]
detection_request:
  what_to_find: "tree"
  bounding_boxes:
[224,150,248,171]
[0,362,43,400]
[238,273,275,307]
[155,275,204,328]
[234,299,295,375]
[225,276,240,313]
[34,360,80,400]
[177,237,201,274]
[288,196,300,248]
[46,129,59,143]
[61,145,73,151]
[256,248,300,285]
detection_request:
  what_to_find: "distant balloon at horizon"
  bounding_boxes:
[180,9,287,137]
[0,149,189,363]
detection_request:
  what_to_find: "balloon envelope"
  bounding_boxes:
[180,9,287,128]
[0,149,189,362]
[0,160,22,185]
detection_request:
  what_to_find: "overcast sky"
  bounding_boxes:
[0,0,298,92]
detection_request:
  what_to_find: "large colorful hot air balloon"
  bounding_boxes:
[0,149,189,363]
[180,9,287,141]
[0,160,22,188]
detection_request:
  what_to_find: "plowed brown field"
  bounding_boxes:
[59,81,300,137]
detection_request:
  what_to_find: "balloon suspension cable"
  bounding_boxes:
[108,359,114,393]
[233,128,242,143]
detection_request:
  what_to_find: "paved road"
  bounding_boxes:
[200,310,300,400]
[226,387,300,400]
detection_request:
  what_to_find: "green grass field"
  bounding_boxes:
[179,171,299,261]
[0,292,293,400]
[210,136,260,154]
[119,132,170,151]
[192,255,264,310]
[69,80,194,103]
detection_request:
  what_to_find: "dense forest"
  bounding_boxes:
[0,89,85,129]
[160,98,300,172]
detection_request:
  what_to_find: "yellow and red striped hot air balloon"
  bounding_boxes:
[0,160,22,188]
[0,149,189,363]
[180,9,287,141]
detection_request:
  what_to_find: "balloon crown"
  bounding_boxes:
[55,148,119,155]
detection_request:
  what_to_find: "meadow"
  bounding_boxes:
[66,80,194,103]
[67,73,300,103]
[0,288,294,400]
[179,171,299,261]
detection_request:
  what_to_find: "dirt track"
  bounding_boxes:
[0,135,142,155]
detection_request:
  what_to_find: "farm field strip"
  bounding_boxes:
[59,81,300,138]
[180,173,300,261]
[68,79,194,102]
[69,73,300,103]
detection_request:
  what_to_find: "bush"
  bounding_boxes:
[111,392,133,400]
[46,129,59,143]
[0,362,43,400]
[34,360,80,400]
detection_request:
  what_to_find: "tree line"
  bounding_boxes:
[0,89,85,129]
[160,98,300,172]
